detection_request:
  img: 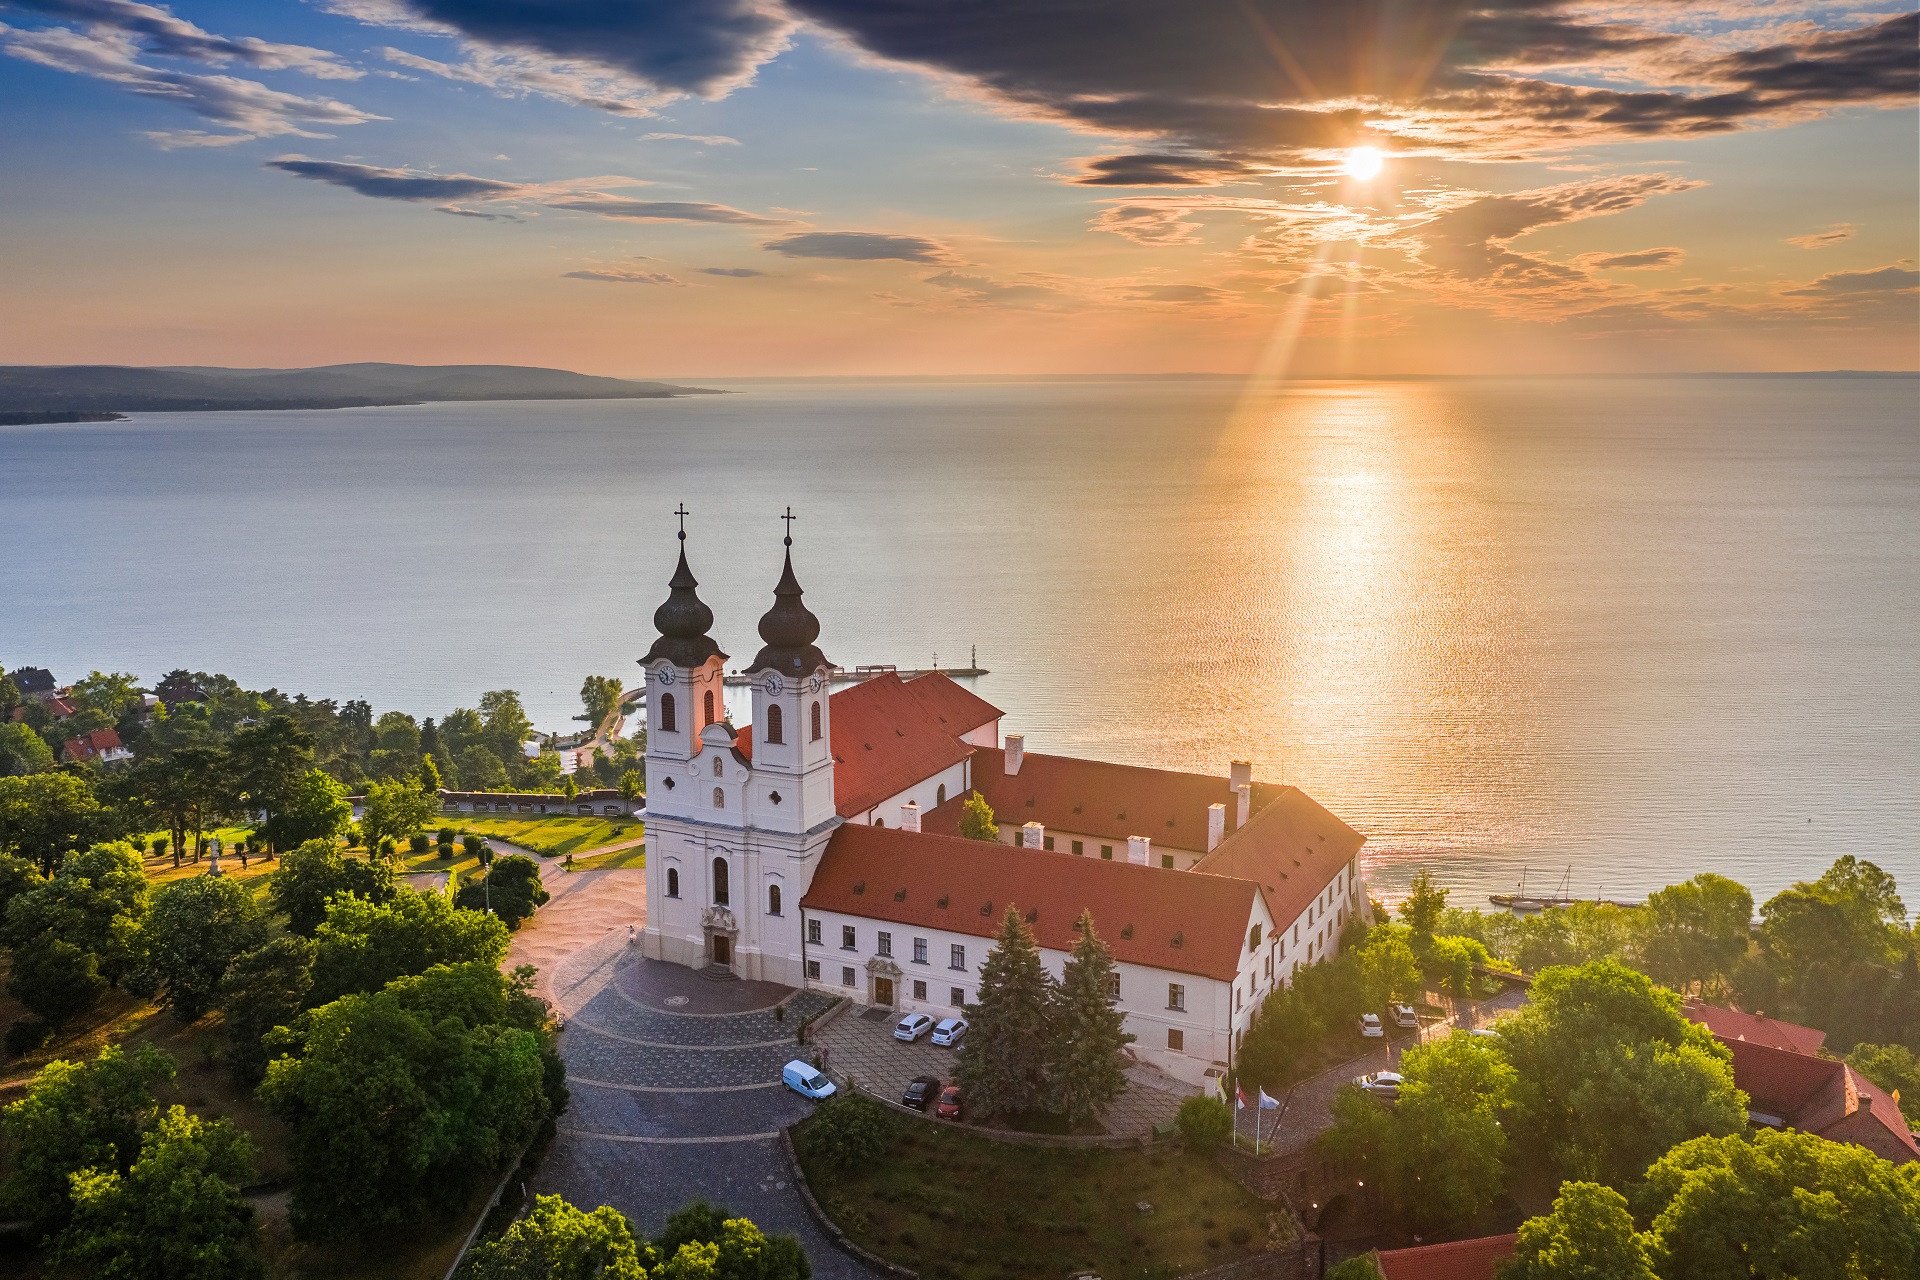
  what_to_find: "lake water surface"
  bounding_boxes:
[3,376,1915,907]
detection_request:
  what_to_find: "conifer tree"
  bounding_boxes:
[1050,909,1135,1126]
[956,905,1056,1118]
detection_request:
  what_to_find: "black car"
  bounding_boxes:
[901,1075,942,1112]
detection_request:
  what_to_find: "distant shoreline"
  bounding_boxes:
[0,409,126,426]
[700,370,1919,383]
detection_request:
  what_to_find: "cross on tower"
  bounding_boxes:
[781,505,796,547]
[675,503,690,541]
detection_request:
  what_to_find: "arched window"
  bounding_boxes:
[874,817,885,829]
[712,755,724,777]
[712,786,725,809]
[810,701,822,741]
[937,784,947,806]
[712,856,729,905]
[703,689,715,727]
[666,867,679,897]
[765,704,784,744]
[768,885,781,915]
[659,692,676,733]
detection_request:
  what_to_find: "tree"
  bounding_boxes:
[1399,870,1448,938]
[1388,1033,1516,1228]
[137,874,268,1021]
[7,935,107,1030]
[0,1043,176,1236]
[480,690,534,763]
[1429,934,1490,1010]
[0,721,55,776]
[1757,856,1911,1044]
[460,744,510,791]
[461,1193,650,1280]
[225,715,315,845]
[0,771,115,875]
[454,853,550,930]
[70,671,142,723]
[1358,923,1422,1010]
[0,851,44,919]
[1634,874,1753,996]
[1175,1095,1232,1150]
[1497,961,1745,1187]
[1641,1130,1920,1280]
[54,1104,263,1280]
[650,1201,810,1280]
[272,768,352,850]
[269,838,397,936]
[580,676,624,730]
[955,906,1057,1119]
[361,776,439,853]
[170,745,236,860]
[418,753,443,794]
[308,887,510,1004]
[618,769,644,802]
[956,792,998,842]
[1049,910,1134,1125]
[803,1094,891,1170]
[219,936,314,1085]
[4,841,151,987]
[1499,1182,1655,1280]
[260,962,556,1240]
[1325,1259,1384,1280]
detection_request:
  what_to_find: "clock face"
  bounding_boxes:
[806,673,825,693]
[763,674,784,696]
[656,666,675,686]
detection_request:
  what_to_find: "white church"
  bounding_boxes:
[639,526,1368,1086]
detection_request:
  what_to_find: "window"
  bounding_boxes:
[765,704,783,744]
[874,818,885,829]
[1235,987,1241,1012]
[1107,972,1120,999]
[1043,835,1055,851]
[951,987,966,1007]
[712,756,724,777]
[807,919,822,945]
[1279,938,1286,959]
[703,689,715,727]
[1264,955,1273,980]
[950,944,966,970]
[810,701,822,741]
[1161,854,1174,869]
[712,857,729,906]
[1167,983,1185,1011]
[712,787,725,809]
[659,692,676,732]
[877,931,893,958]
[666,867,679,898]
[1100,844,1113,860]
[1167,1028,1184,1052]
[912,980,927,1001]
[842,925,857,950]
[1337,907,1345,927]
[768,885,782,915]
[806,960,820,980]
[1248,924,1263,951]
[841,966,855,987]
[913,937,928,964]
[1293,924,1300,945]
[937,784,947,805]
[1072,840,1084,856]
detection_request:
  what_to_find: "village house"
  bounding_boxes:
[638,525,1368,1088]
[62,725,131,766]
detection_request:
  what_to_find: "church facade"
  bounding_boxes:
[639,530,1368,1086]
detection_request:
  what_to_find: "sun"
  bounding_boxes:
[1343,146,1384,181]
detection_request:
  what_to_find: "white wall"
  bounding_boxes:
[840,758,970,828]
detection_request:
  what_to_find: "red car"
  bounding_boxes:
[935,1084,963,1121]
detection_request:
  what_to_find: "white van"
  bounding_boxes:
[782,1060,836,1099]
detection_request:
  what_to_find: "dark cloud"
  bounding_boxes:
[922,270,1061,306]
[1071,153,1261,186]
[762,231,953,263]
[697,266,765,276]
[1582,247,1684,270]
[1782,266,1920,297]
[396,0,793,97]
[563,266,682,284]
[543,198,786,225]
[267,157,519,201]
[1709,14,1917,104]
[1414,175,1705,280]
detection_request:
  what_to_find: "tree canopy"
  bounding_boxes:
[1049,909,1134,1125]
[269,837,397,937]
[308,887,509,1005]
[955,906,1056,1119]
[134,873,267,1020]
[1500,1181,1655,1280]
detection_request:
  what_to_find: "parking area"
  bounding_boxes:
[811,1004,1193,1138]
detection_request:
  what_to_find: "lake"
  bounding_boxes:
[3,375,1915,908]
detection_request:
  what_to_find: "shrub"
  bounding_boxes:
[408,832,430,854]
[377,836,396,860]
[436,827,456,849]
[462,833,485,856]
[805,1094,892,1170]
[1176,1095,1232,1150]
[1325,1256,1384,1280]
[5,1019,51,1056]
[453,854,550,931]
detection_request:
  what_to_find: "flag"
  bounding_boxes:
[1258,1088,1279,1110]
[1235,1084,1249,1110]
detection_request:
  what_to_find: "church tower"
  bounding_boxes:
[742,516,836,836]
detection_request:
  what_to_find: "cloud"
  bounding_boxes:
[922,270,1062,306]
[640,131,739,144]
[762,231,953,263]
[697,266,764,276]
[542,197,786,224]
[563,266,683,284]
[1786,223,1855,249]
[0,23,383,145]
[1411,175,1706,280]
[266,157,519,201]
[7,0,359,77]
[1781,265,1919,297]
[1070,153,1261,186]
[378,43,660,114]
[1121,283,1232,305]
[1578,247,1685,270]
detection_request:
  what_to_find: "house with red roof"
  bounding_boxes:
[62,725,131,766]
[1370,1234,1517,1280]
[635,524,1368,1086]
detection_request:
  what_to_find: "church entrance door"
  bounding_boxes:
[711,935,732,966]
[872,977,894,1007]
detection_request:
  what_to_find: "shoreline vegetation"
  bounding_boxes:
[0,361,721,423]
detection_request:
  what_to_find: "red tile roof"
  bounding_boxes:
[62,726,124,763]
[1191,788,1366,930]
[1720,1037,1918,1162]
[823,673,977,819]
[43,696,77,719]
[1682,1001,1827,1055]
[901,673,1001,739]
[799,823,1260,981]
[952,745,1285,850]
[1375,1234,1516,1280]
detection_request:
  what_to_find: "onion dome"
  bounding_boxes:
[642,541,726,668]
[747,546,830,676]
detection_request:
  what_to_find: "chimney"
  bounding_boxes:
[1207,803,1225,852]
[1021,821,1044,850]
[1005,734,1024,775]
[1128,835,1151,865]
[1236,785,1251,828]
[900,800,921,833]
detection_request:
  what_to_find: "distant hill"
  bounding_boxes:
[0,363,719,419]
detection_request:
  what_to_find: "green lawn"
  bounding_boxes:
[794,1108,1291,1279]
[444,814,639,857]
[567,842,646,872]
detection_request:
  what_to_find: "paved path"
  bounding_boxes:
[515,888,870,1279]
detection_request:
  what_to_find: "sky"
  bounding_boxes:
[0,0,1914,376]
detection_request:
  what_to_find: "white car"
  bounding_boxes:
[1357,1013,1385,1038]
[1354,1070,1403,1098]
[1390,1003,1419,1029]
[1467,1027,1501,1041]
[782,1060,836,1099]
[894,1013,935,1042]
[931,1017,969,1047]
